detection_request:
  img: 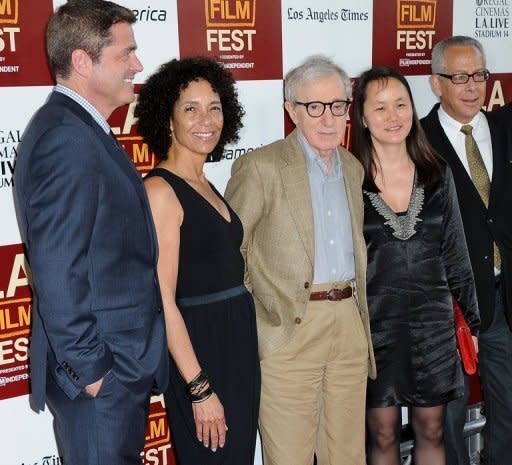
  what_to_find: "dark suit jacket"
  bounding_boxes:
[491,101,512,122]
[422,103,512,332]
[14,92,168,411]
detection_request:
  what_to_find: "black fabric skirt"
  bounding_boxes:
[165,288,260,465]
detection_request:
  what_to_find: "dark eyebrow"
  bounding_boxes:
[181,99,222,105]
[372,96,407,104]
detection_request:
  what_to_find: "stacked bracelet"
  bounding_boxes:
[186,371,213,403]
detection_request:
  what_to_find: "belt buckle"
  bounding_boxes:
[327,288,338,301]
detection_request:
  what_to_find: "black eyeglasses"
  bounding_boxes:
[436,69,490,84]
[294,100,351,117]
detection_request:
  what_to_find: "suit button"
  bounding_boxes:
[304,282,310,289]
[488,218,494,224]
[295,317,302,324]
[484,255,489,261]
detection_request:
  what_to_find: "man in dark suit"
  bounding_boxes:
[422,36,512,465]
[13,1,168,464]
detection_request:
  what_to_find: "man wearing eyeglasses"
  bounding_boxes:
[225,55,375,465]
[422,36,512,465]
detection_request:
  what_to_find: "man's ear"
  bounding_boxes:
[71,49,92,78]
[284,100,298,125]
[430,74,442,99]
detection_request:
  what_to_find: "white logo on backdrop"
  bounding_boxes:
[474,0,510,38]
[286,7,369,23]
[0,129,20,189]
[132,7,168,22]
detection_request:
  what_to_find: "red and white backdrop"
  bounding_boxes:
[0,0,511,463]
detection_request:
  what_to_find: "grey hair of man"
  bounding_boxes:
[46,0,136,80]
[431,36,487,74]
[284,55,353,103]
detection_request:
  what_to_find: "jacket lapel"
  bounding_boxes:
[487,112,506,209]
[426,106,487,210]
[100,130,160,267]
[50,92,159,266]
[97,127,159,265]
[279,130,315,266]
[340,148,364,255]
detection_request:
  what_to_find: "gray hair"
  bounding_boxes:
[431,36,486,74]
[284,55,352,102]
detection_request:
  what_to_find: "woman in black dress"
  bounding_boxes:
[352,67,480,465]
[135,57,260,465]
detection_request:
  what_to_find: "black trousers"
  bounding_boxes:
[444,278,512,465]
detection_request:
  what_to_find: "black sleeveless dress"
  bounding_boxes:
[145,168,260,465]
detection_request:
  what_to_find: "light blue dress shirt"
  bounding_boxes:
[297,130,355,284]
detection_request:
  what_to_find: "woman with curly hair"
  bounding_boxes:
[135,57,259,465]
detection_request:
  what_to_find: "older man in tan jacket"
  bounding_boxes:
[225,55,376,465]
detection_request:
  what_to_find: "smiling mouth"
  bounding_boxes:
[462,97,480,104]
[193,131,216,139]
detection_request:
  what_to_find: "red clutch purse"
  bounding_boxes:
[452,297,478,375]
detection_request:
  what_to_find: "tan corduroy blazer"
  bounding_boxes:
[225,129,376,379]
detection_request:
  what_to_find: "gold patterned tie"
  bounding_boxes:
[460,124,501,270]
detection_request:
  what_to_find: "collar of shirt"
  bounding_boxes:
[55,83,111,135]
[297,129,342,180]
[437,105,492,177]
[437,105,484,137]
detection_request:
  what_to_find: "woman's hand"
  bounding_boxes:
[472,335,479,355]
[192,392,228,452]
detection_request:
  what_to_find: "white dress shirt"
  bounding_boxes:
[437,105,493,179]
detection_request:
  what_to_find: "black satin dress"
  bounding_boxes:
[145,168,260,465]
[364,168,480,408]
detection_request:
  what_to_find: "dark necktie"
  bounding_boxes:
[460,124,501,270]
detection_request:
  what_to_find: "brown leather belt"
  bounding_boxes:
[309,286,353,301]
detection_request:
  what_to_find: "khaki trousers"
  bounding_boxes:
[259,281,368,465]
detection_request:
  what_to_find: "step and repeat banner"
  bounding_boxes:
[1,1,511,464]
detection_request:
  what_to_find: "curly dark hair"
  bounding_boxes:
[135,57,245,162]
[352,66,444,192]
